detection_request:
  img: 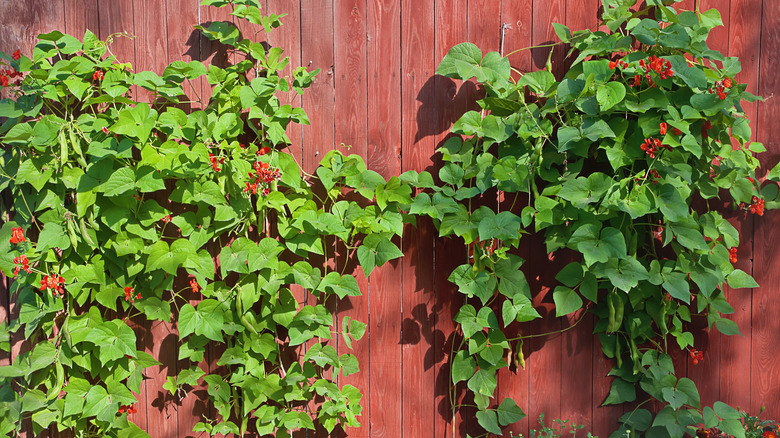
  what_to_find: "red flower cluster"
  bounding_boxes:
[190,279,200,293]
[12,49,21,60]
[124,286,141,304]
[9,227,25,245]
[257,146,271,156]
[0,67,20,87]
[750,196,765,216]
[118,404,137,414]
[161,215,172,223]
[659,122,668,135]
[701,120,714,139]
[92,70,104,81]
[640,55,674,85]
[647,169,661,184]
[609,59,628,70]
[641,137,671,159]
[12,255,31,277]
[244,161,281,196]
[40,274,66,297]
[689,348,704,365]
[208,153,225,172]
[709,77,733,100]
[729,246,738,263]
[653,222,664,242]
[764,430,779,438]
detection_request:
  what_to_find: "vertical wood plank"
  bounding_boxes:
[559,1,598,431]
[166,0,201,109]
[752,0,780,420]
[0,1,64,436]
[401,0,437,436]
[64,0,99,39]
[433,0,468,435]
[97,0,136,74]
[333,2,369,436]
[528,0,566,431]
[267,0,303,164]
[367,0,404,437]
[300,0,335,175]
[532,0,566,75]
[496,1,533,435]
[686,0,730,411]
[128,2,181,436]
[720,0,762,414]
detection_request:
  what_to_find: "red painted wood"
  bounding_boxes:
[267,0,303,165]
[165,0,201,110]
[401,0,437,437]
[532,0,566,76]
[365,1,404,438]
[501,0,533,76]
[63,0,99,39]
[300,0,335,175]
[559,4,599,435]
[699,0,731,56]
[495,4,533,437]
[333,2,369,435]
[753,0,780,420]
[722,0,762,415]
[433,0,468,435]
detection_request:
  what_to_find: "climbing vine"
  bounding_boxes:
[410,0,780,436]
[0,1,412,436]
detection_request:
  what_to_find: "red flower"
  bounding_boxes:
[102,126,110,135]
[609,60,617,70]
[729,247,738,264]
[632,75,641,87]
[12,49,21,60]
[118,404,137,415]
[689,348,704,365]
[92,70,104,81]
[124,286,141,303]
[763,431,779,438]
[750,196,765,216]
[722,77,733,88]
[257,146,271,156]
[672,127,682,136]
[12,255,31,277]
[161,215,172,223]
[190,279,200,293]
[659,122,668,135]
[40,274,66,297]
[208,153,225,172]
[9,227,25,245]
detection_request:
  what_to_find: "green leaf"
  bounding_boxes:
[553,286,583,316]
[467,369,497,397]
[103,167,135,196]
[726,269,758,289]
[603,378,636,405]
[436,42,483,80]
[597,81,626,111]
[452,350,476,383]
[496,398,526,426]
[476,410,502,435]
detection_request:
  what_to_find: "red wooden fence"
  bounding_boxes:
[1,0,778,437]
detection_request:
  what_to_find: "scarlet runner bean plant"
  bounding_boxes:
[0,0,413,436]
[407,0,780,436]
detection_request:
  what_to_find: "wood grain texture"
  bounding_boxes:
[400,0,437,436]
[300,0,335,174]
[63,0,99,39]
[753,0,780,419]
[333,4,369,435]
[432,0,468,435]
[268,0,303,163]
[365,1,404,438]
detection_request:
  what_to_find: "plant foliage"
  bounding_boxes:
[0,1,413,436]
